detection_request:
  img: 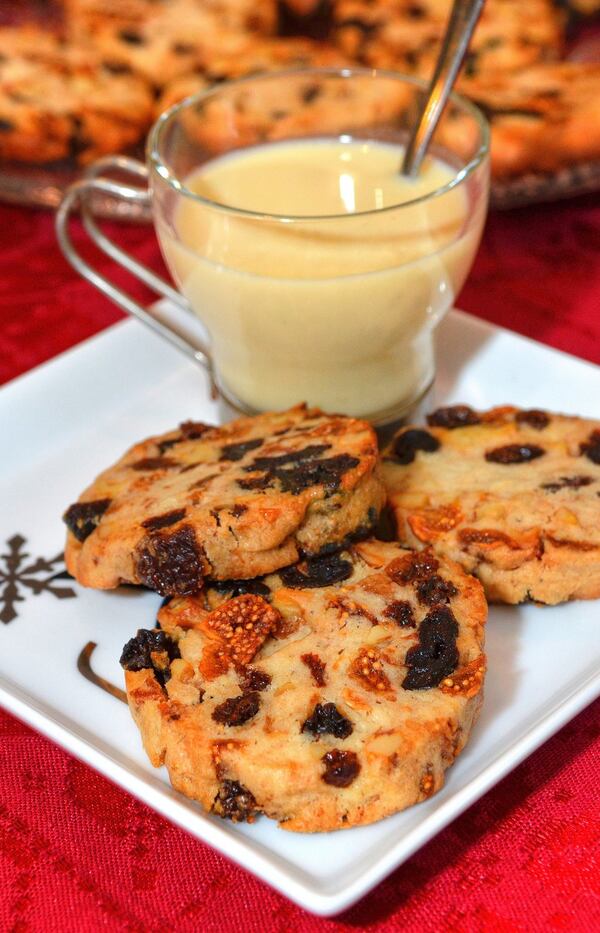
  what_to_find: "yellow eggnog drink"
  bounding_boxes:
[156,137,486,418]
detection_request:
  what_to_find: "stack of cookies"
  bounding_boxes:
[62,401,600,830]
[1,0,599,181]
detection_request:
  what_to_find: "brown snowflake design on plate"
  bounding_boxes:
[0,534,76,624]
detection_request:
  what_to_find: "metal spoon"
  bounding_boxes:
[401,0,485,178]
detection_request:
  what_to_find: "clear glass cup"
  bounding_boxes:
[58,68,490,424]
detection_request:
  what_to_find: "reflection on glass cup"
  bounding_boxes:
[57,69,489,424]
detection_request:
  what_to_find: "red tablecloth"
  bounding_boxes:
[1,196,599,932]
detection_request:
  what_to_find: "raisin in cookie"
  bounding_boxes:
[63,405,384,595]
[382,405,600,605]
[0,50,153,164]
[121,539,486,831]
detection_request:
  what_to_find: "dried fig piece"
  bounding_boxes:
[321,749,360,787]
[350,647,393,694]
[546,536,598,552]
[419,770,435,798]
[63,498,111,542]
[459,528,525,549]
[440,655,486,697]
[301,653,327,686]
[201,594,281,667]
[328,595,378,624]
[407,505,463,542]
[302,703,353,739]
[386,549,439,584]
[458,527,542,568]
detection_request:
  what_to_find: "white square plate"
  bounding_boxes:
[1,308,599,916]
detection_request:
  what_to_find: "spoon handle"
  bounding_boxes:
[401,0,485,178]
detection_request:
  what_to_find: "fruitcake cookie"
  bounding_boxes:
[0,51,153,164]
[63,0,277,39]
[121,539,487,831]
[460,63,600,178]
[0,27,71,67]
[382,405,600,605]
[566,0,600,14]
[279,0,326,17]
[332,0,564,78]
[62,0,163,34]
[155,36,351,114]
[167,64,409,154]
[63,405,384,595]
[79,0,278,88]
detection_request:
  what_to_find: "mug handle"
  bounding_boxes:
[55,155,215,384]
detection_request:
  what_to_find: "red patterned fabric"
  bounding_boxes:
[1,196,599,931]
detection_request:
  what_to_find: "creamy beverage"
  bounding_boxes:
[157,138,485,417]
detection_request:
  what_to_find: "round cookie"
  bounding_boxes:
[331,0,564,77]
[0,27,73,68]
[121,539,487,831]
[168,64,411,158]
[64,0,278,39]
[63,405,384,595]
[84,0,278,89]
[382,404,600,605]
[155,36,351,115]
[0,50,154,165]
[458,62,600,179]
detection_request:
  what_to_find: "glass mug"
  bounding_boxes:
[56,68,489,424]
